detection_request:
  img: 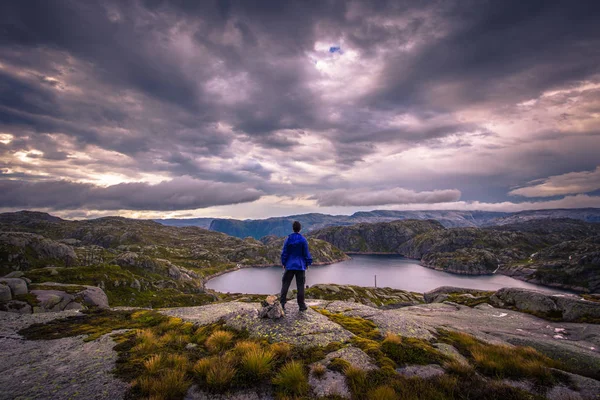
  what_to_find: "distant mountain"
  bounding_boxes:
[208,210,508,239]
[153,217,213,229]
[487,208,600,225]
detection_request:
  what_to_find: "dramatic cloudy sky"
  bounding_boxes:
[1,0,600,219]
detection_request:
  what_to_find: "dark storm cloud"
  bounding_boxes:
[0,0,599,214]
[312,188,462,207]
[0,178,262,211]
[373,0,600,110]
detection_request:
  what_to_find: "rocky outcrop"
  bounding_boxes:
[259,295,285,319]
[423,286,491,303]
[0,275,109,313]
[490,288,600,322]
[306,284,423,307]
[0,232,77,274]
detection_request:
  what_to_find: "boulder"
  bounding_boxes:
[397,364,445,379]
[77,286,109,309]
[259,295,284,319]
[490,288,559,314]
[0,283,12,302]
[4,271,25,279]
[0,278,28,296]
[0,300,32,314]
[31,290,74,312]
[490,288,600,321]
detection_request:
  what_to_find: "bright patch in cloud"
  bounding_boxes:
[510,166,600,197]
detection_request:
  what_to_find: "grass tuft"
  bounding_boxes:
[270,342,292,359]
[136,369,191,399]
[233,340,261,357]
[143,354,163,375]
[205,330,234,353]
[240,348,274,379]
[205,355,237,391]
[311,363,327,379]
[344,365,368,398]
[272,360,309,396]
[367,385,397,400]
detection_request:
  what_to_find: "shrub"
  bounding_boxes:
[367,385,397,400]
[240,348,274,379]
[311,363,327,379]
[205,330,234,353]
[272,361,309,396]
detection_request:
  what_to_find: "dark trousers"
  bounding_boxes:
[280,269,306,309]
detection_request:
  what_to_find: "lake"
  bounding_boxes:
[206,254,568,294]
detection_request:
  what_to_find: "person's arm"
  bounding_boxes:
[304,238,313,267]
[281,236,289,269]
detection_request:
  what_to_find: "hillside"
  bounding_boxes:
[0,211,347,307]
[309,219,445,253]
[310,218,600,293]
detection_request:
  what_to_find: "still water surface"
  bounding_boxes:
[206,255,567,294]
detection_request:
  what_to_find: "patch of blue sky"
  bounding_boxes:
[329,46,342,54]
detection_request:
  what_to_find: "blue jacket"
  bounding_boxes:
[281,233,313,270]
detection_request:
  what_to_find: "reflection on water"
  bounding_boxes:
[206,254,568,295]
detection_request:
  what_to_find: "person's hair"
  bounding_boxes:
[292,221,301,233]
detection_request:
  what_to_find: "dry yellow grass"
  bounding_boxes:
[382,332,402,345]
[193,358,211,378]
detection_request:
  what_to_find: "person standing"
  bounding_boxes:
[280,220,312,312]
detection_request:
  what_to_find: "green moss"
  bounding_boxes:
[18,309,169,342]
[328,357,351,372]
[313,308,381,340]
[14,292,40,307]
[29,283,87,294]
[381,336,448,366]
